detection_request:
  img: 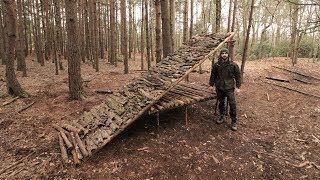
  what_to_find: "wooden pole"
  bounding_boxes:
[185,106,188,126]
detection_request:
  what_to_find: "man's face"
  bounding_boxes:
[221,52,229,60]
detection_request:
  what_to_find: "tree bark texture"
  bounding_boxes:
[189,0,193,39]
[169,0,175,51]
[161,0,172,58]
[65,0,82,100]
[109,0,116,66]
[16,0,27,77]
[0,3,6,65]
[240,0,255,81]
[183,0,188,43]
[121,0,128,74]
[145,0,151,70]
[215,0,221,33]
[155,0,162,63]
[3,0,26,97]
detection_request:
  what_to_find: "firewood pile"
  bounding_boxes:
[53,32,234,164]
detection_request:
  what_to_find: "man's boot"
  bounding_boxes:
[231,122,237,131]
[216,115,225,124]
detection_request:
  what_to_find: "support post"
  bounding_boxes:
[185,106,188,126]
[156,111,160,127]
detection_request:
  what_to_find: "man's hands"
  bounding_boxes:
[235,88,241,93]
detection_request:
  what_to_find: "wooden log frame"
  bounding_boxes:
[93,32,235,154]
[149,84,216,114]
[55,32,234,164]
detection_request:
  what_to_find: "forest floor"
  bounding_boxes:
[0,55,320,179]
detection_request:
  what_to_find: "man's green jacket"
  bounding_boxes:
[209,58,241,91]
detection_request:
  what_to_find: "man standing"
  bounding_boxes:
[209,48,241,131]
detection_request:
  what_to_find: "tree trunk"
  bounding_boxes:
[85,0,90,61]
[227,0,233,32]
[189,0,193,39]
[93,0,99,72]
[183,0,188,43]
[79,0,86,63]
[54,0,64,70]
[16,0,27,77]
[0,3,6,65]
[202,0,206,32]
[128,0,133,59]
[161,0,172,58]
[3,0,26,97]
[215,0,221,33]
[44,0,52,61]
[169,0,175,51]
[34,0,45,66]
[240,0,254,81]
[229,0,237,61]
[145,0,151,70]
[121,0,128,74]
[290,1,299,66]
[22,0,28,57]
[65,0,82,100]
[155,0,162,63]
[141,0,145,70]
[109,0,116,65]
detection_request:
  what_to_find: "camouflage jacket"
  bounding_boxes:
[209,58,241,91]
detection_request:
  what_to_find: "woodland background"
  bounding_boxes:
[0,0,320,98]
[0,0,320,179]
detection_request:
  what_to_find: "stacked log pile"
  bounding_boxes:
[54,32,234,164]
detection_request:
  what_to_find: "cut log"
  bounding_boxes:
[95,90,113,94]
[74,132,89,157]
[293,77,312,84]
[265,76,290,82]
[60,131,73,149]
[265,81,320,99]
[53,124,73,149]
[58,134,69,164]
[273,66,320,81]
[70,132,83,160]
[61,124,83,135]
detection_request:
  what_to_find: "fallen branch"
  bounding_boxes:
[293,77,312,84]
[273,66,320,81]
[0,151,34,175]
[95,90,113,94]
[265,76,290,82]
[265,81,320,99]
[2,96,19,106]
[17,101,35,113]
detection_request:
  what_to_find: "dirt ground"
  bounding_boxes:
[0,55,319,179]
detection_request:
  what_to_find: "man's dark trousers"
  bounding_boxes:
[216,88,237,123]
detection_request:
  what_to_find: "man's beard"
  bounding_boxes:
[222,56,228,61]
